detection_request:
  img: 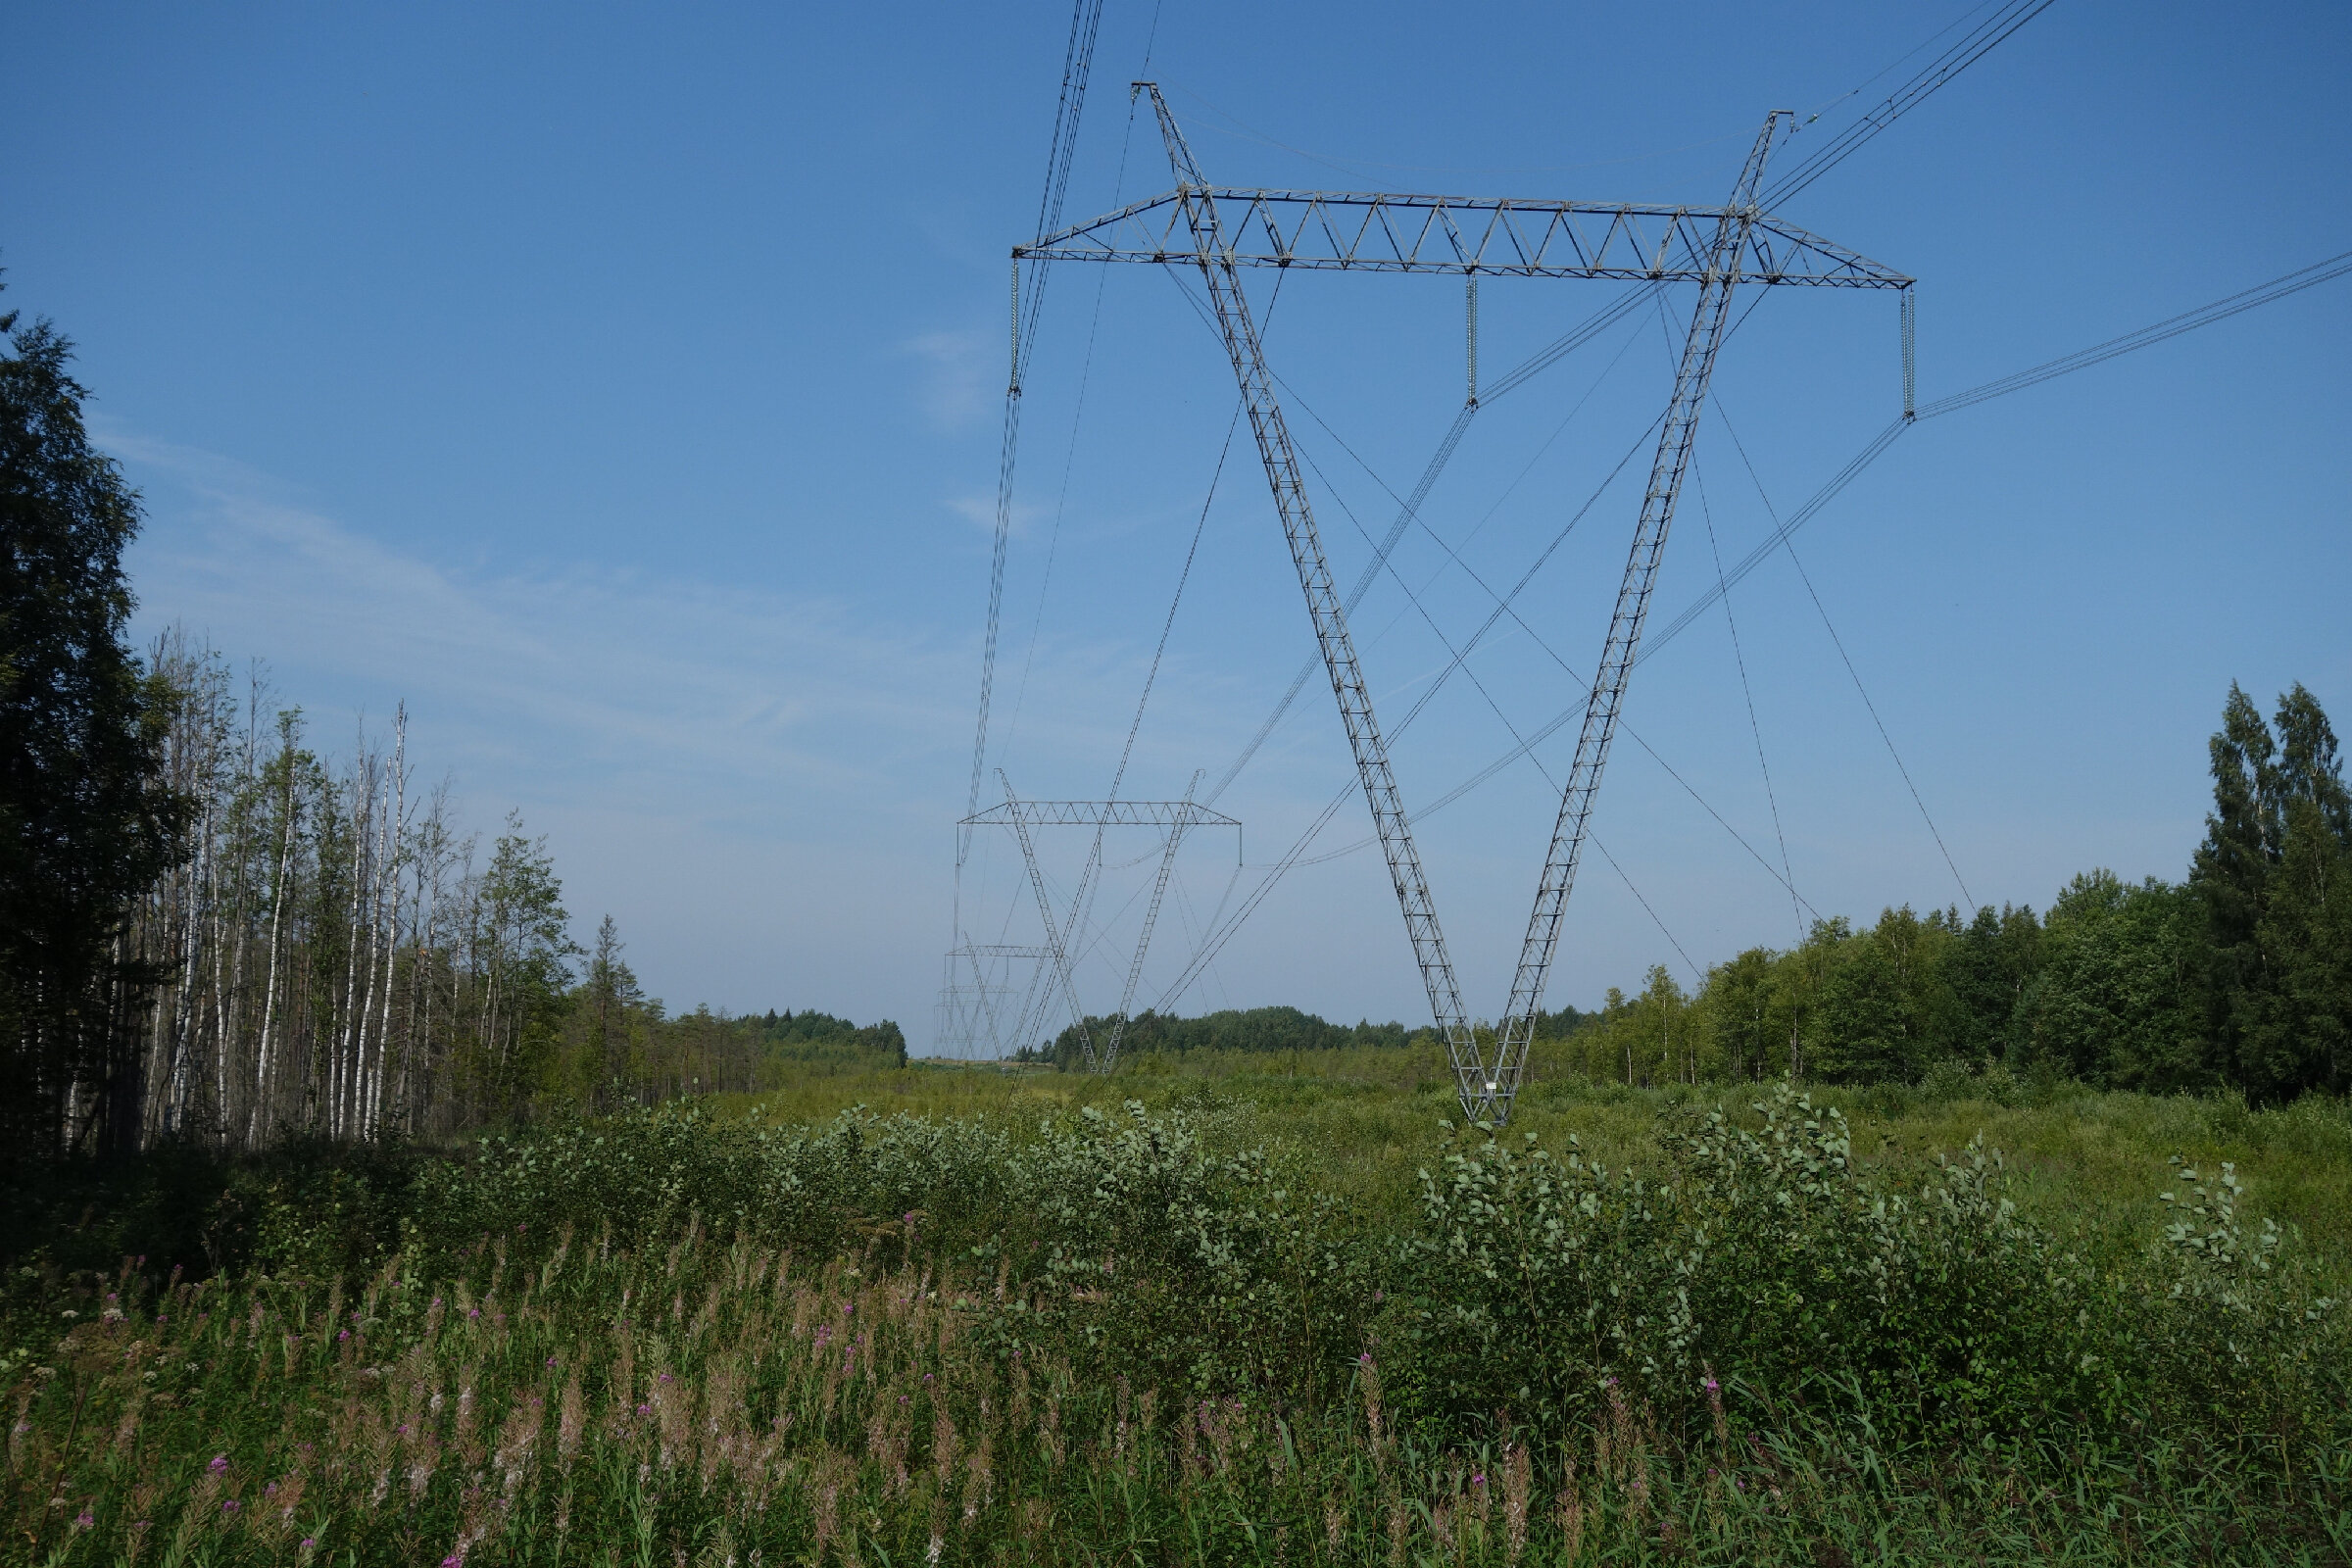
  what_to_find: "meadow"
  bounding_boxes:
[5,1050,2349,1565]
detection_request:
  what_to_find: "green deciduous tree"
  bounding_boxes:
[2015,870,2205,1090]
[2191,683,2352,1102]
[464,816,577,1118]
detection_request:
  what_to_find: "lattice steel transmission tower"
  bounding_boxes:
[961,781,1242,1069]
[1018,86,1911,1123]
[935,944,1050,1059]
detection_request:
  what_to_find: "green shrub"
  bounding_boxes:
[1388,1086,2114,1444]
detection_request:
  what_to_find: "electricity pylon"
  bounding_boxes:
[936,943,1049,1058]
[1022,86,1910,1123]
[964,780,1242,1069]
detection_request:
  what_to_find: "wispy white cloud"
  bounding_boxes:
[903,327,999,431]
[103,423,1248,823]
[943,491,1051,539]
[105,425,977,816]
[91,423,1370,1031]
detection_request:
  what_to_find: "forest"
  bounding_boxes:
[26,630,908,1154]
[1043,680,2351,1106]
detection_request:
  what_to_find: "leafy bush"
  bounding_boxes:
[1389,1088,2109,1444]
[2132,1154,2343,1446]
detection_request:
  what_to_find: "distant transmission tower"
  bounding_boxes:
[962,778,1242,1069]
[935,944,1049,1059]
[1017,86,1911,1123]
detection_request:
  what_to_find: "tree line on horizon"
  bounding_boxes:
[1041,680,2350,1105]
[1,302,903,1163]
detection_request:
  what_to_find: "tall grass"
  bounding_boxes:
[6,1074,2349,1564]
[10,1240,2347,1566]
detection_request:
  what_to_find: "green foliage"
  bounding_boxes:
[2138,1153,2343,1448]
[1041,1004,1432,1067]
[0,1136,420,1290]
[2192,681,2352,1102]
[0,304,186,1161]
[3,1088,2348,1564]
[464,818,578,1118]
[538,913,908,1110]
[1394,1087,2104,1445]
[1536,682,2349,1104]
[2017,870,2205,1089]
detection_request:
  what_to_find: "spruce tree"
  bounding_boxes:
[0,302,185,1158]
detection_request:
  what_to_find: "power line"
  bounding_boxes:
[1765,0,2058,207]
[1170,241,2352,999]
[962,0,1110,857]
[1917,247,2352,417]
[1695,466,1805,947]
[1712,402,1973,908]
[1647,245,2352,661]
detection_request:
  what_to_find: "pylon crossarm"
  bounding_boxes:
[1140,84,1485,1108]
[1020,187,1907,288]
[961,800,1240,828]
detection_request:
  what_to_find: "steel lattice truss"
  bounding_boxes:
[971,778,1238,1073]
[1028,85,1906,1124]
[1018,189,1908,289]
[960,800,1241,830]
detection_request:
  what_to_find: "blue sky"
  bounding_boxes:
[6,1,2347,1045]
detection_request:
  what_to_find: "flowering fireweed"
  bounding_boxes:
[4,1088,2347,1564]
